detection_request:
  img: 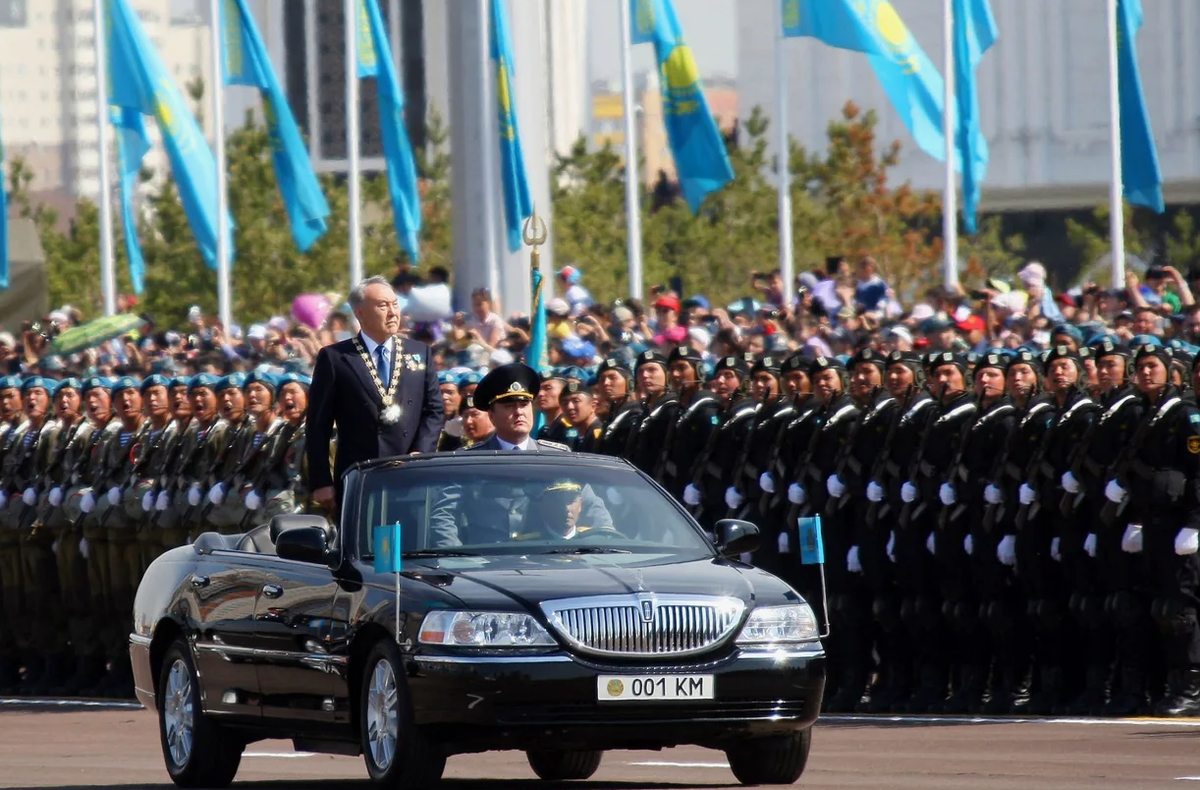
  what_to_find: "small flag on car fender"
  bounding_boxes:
[373,523,402,574]
[797,516,824,566]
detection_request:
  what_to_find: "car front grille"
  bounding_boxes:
[540,594,745,658]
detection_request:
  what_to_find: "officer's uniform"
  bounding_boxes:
[169,374,223,544]
[128,376,180,569]
[201,374,254,534]
[551,380,605,453]
[595,358,643,458]
[246,373,311,520]
[626,351,678,480]
[683,355,757,530]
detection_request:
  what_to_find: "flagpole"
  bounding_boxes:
[209,0,232,330]
[93,0,117,317]
[345,0,364,288]
[618,0,643,301]
[1106,0,1125,289]
[941,0,958,293]
[774,0,793,307]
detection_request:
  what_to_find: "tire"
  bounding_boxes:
[360,639,446,786]
[526,749,603,781]
[725,727,812,786]
[157,638,243,788]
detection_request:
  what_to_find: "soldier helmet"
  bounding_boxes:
[598,357,633,383]
[634,349,668,374]
[886,350,925,385]
[973,348,1008,378]
[751,355,782,378]
[849,347,887,373]
[713,354,751,379]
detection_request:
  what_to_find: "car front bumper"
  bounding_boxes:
[406,644,825,754]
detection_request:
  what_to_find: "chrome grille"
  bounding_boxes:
[540,594,745,658]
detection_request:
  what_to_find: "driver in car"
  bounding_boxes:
[514,481,586,541]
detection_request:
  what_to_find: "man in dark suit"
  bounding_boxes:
[307,276,443,510]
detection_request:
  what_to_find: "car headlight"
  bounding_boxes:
[418,610,557,647]
[735,604,819,644]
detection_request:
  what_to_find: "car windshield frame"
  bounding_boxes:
[353,456,717,565]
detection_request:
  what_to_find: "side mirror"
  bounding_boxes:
[270,514,331,544]
[714,519,761,558]
[275,526,335,566]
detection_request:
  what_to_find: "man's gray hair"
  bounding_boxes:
[348,275,393,309]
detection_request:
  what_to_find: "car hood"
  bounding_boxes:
[402,554,800,613]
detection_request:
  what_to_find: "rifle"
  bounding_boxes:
[865,391,928,529]
[897,400,945,531]
[29,419,87,530]
[1014,396,1094,531]
[829,392,892,519]
[1099,395,1180,527]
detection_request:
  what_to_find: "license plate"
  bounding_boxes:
[596,674,714,702]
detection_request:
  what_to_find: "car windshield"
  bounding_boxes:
[356,461,714,562]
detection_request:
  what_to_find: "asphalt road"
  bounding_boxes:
[2,701,1199,789]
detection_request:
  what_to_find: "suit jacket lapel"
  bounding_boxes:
[345,341,381,410]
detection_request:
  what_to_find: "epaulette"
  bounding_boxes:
[537,439,570,451]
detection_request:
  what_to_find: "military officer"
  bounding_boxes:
[595,358,642,457]
[436,371,465,451]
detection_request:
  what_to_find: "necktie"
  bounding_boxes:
[376,343,389,384]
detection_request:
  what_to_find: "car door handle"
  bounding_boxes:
[190,575,209,588]
[262,584,284,599]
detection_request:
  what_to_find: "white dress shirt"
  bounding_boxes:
[496,435,535,451]
[359,332,395,376]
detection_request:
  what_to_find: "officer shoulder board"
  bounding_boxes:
[1099,393,1138,425]
[536,439,571,452]
[934,401,976,426]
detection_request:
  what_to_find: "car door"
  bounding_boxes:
[189,563,265,717]
[251,557,341,724]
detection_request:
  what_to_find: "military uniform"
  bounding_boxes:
[660,347,720,500]
[0,375,23,690]
[683,355,757,530]
[595,358,643,458]
[626,351,677,480]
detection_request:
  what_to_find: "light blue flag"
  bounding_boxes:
[633,0,734,213]
[528,266,548,430]
[112,106,149,294]
[223,0,330,251]
[1116,0,1164,213]
[797,516,825,566]
[953,0,997,233]
[629,0,656,44]
[373,523,402,574]
[489,0,533,252]
[0,107,7,291]
[107,0,233,272]
[355,0,422,261]
[782,0,959,169]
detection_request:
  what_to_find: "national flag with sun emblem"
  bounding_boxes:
[223,0,330,252]
[782,0,960,170]
[354,0,423,261]
[373,523,403,574]
[953,0,998,234]
[489,0,533,253]
[631,0,734,213]
[1115,0,1164,213]
[107,0,233,273]
[112,105,149,294]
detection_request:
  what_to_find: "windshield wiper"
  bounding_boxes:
[542,546,632,555]
[400,549,482,558]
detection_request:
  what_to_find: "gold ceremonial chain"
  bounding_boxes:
[352,335,403,408]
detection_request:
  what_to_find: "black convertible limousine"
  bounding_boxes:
[130,453,826,787]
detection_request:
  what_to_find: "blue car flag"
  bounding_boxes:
[1116,0,1164,213]
[631,0,734,213]
[356,0,423,261]
[490,0,533,252]
[952,0,998,233]
[107,0,233,272]
[223,0,330,251]
[797,516,825,566]
[373,523,403,574]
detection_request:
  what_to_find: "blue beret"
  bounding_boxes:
[140,374,170,393]
[1130,334,1162,348]
[82,376,112,394]
[0,375,21,391]
[169,376,191,390]
[244,370,277,393]
[437,371,458,386]
[1052,323,1085,342]
[457,371,483,387]
[21,376,50,393]
[111,376,141,394]
[278,372,311,390]
[216,373,246,392]
[188,373,219,392]
[54,377,82,395]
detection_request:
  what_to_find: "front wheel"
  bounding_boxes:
[725,727,812,786]
[360,639,445,786]
[526,749,603,780]
[157,639,243,788]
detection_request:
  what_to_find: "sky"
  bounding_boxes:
[586,0,739,85]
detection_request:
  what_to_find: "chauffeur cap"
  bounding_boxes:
[475,363,541,411]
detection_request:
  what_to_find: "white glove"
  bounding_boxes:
[48,487,63,507]
[187,485,201,507]
[1105,479,1127,504]
[939,483,956,506]
[926,532,936,555]
[866,481,884,502]
[79,537,89,559]
[724,487,744,510]
[682,484,702,506]
[1018,483,1038,505]
[847,545,862,573]
[984,484,1002,505]
[997,534,1017,566]
[21,487,37,506]
[1050,536,1062,562]
[245,490,262,511]
[900,481,918,503]
[1175,527,1199,556]
[1084,533,1097,557]
[106,486,121,507]
[1061,471,1081,494]
[80,490,95,514]
[787,483,806,505]
[964,534,974,555]
[207,483,226,506]
[155,491,171,511]
[826,474,846,499]
[777,532,789,553]
[886,531,896,563]
[51,540,59,554]
[1121,524,1143,554]
[759,472,776,493]
[142,491,154,512]
[0,491,7,509]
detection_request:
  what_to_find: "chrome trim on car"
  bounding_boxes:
[194,642,349,669]
[737,645,825,661]
[540,594,746,658]
[414,653,575,665]
[129,634,152,647]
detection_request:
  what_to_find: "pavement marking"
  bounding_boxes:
[824,714,1200,727]
[1175,778,1200,782]
[630,761,730,768]
[0,698,142,709]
